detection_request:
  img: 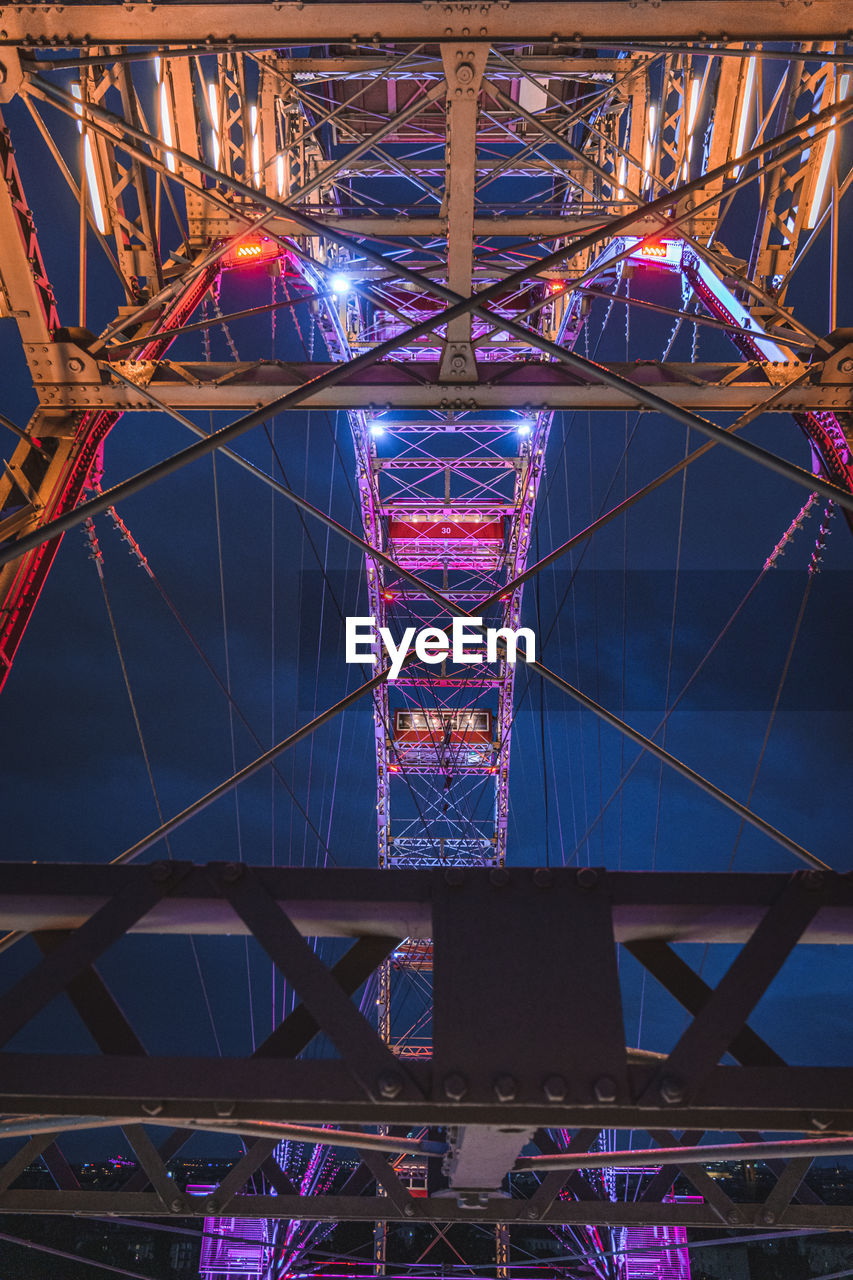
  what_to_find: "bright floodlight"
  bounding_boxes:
[330,272,351,293]
[369,422,385,436]
[518,420,533,435]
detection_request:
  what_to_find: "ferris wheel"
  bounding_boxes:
[0,13,850,1280]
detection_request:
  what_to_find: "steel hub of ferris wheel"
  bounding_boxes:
[0,5,851,1279]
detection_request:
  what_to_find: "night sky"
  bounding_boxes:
[0,61,851,1168]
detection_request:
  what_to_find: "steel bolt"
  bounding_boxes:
[170,1197,184,1213]
[456,62,475,84]
[444,1072,468,1100]
[533,867,552,888]
[222,862,243,882]
[489,867,509,886]
[543,1074,567,1102]
[525,1205,539,1220]
[659,1077,685,1105]
[759,1209,776,1225]
[377,1071,404,1099]
[445,867,465,886]
[403,1203,416,1218]
[593,1075,617,1103]
[206,1198,218,1213]
[576,867,598,889]
[493,1074,517,1102]
[67,356,84,372]
[839,358,853,373]
[726,1209,742,1225]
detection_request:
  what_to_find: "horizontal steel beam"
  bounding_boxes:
[231,55,628,76]
[0,1053,851,1129]
[1,864,851,942]
[205,213,663,238]
[46,361,852,414]
[0,862,849,1214]
[0,1188,848,1227]
[2,2,851,45]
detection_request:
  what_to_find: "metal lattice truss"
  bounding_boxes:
[0,3,851,1250]
[0,864,849,1229]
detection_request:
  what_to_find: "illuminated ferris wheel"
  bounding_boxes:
[0,11,850,1280]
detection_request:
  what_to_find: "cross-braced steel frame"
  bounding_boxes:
[0,6,851,1279]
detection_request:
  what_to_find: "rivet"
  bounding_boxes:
[493,1074,517,1102]
[533,867,552,888]
[444,1072,468,1100]
[576,867,598,889]
[659,1077,685,1105]
[222,862,243,882]
[489,867,509,886]
[377,1071,403,1099]
[593,1075,617,1103]
[543,1074,566,1102]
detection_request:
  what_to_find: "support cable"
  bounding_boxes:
[571,493,824,861]
[83,502,224,1056]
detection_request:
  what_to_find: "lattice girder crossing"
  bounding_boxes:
[0,20,850,1280]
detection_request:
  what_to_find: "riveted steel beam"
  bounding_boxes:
[1,4,852,48]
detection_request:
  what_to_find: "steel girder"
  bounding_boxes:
[0,19,850,1271]
[56,358,853,413]
[0,3,851,44]
[0,865,849,1224]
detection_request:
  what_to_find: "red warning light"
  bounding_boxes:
[549,280,565,293]
[636,242,669,259]
[626,238,681,268]
[221,235,284,270]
